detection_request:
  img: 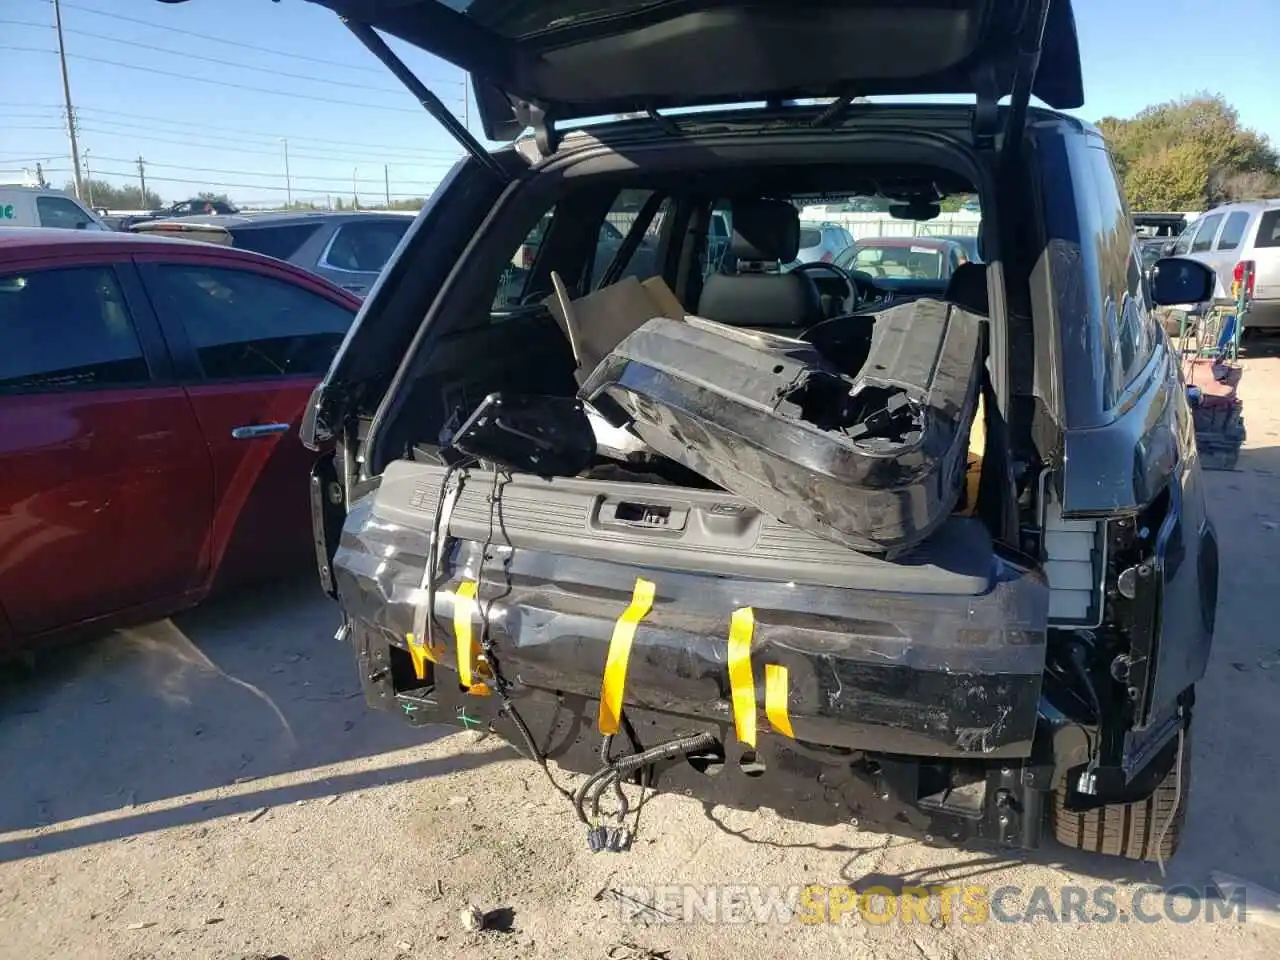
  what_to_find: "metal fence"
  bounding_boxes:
[603,210,982,241]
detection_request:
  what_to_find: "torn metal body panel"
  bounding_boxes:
[579,301,984,556]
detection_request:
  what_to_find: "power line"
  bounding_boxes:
[87,154,444,187]
[88,168,439,197]
[31,0,464,84]
[0,44,456,116]
[2,102,466,159]
[70,124,459,168]
[0,18,457,99]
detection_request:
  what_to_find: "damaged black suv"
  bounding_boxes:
[302,0,1220,862]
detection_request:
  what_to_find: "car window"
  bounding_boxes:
[493,208,555,310]
[0,266,149,393]
[232,223,324,261]
[850,244,946,279]
[798,226,823,249]
[1189,214,1222,253]
[1215,211,1249,252]
[702,202,733,279]
[146,264,354,379]
[1254,210,1280,248]
[1172,221,1197,255]
[36,196,99,230]
[594,191,670,287]
[322,220,411,273]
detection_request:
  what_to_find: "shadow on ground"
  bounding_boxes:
[0,576,489,854]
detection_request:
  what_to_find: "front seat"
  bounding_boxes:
[944,262,990,315]
[697,198,823,330]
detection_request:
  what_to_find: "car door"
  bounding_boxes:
[0,255,211,642]
[314,218,412,297]
[134,252,359,588]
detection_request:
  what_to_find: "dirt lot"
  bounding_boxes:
[6,350,1280,960]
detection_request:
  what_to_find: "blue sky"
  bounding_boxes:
[2,0,1277,208]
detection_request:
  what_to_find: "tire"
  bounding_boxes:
[1050,728,1190,862]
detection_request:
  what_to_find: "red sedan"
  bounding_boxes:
[0,228,361,657]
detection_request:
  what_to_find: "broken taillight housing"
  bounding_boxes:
[1233,260,1256,299]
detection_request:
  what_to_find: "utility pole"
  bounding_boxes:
[35,162,47,188]
[53,0,85,200]
[280,137,292,207]
[83,150,93,206]
[136,156,148,206]
[352,167,359,210]
[384,164,390,207]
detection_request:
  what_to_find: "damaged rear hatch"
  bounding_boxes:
[308,0,1082,763]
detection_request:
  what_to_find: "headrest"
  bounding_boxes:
[944,262,989,316]
[730,198,801,263]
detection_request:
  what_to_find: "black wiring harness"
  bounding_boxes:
[427,453,723,852]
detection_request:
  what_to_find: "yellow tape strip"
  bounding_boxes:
[727,607,757,748]
[405,631,438,681]
[765,663,795,738]
[597,577,656,735]
[451,581,490,695]
[960,392,986,517]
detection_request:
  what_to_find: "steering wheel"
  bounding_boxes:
[790,260,878,310]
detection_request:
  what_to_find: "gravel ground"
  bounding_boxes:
[6,348,1280,960]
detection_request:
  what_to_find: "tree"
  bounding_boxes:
[196,191,233,205]
[64,180,162,210]
[1123,143,1211,211]
[1097,93,1280,209]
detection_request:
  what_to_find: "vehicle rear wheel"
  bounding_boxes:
[1049,723,1190,863]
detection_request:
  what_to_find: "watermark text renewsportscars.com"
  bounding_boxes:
[612,883,1247,926]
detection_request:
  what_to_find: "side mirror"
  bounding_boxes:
[1161,241,1177,257]
[1150,256,1216,306]
[449,393,597,478]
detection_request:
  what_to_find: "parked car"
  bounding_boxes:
[793,221,854,265]
[1132,211,1188,239]
[834,236,973,288]
[304,0,1218,864]
[124,197,243,230]
[0,185,108,231]
[0,228,360,657]
[936,233,983,264]
[1166,199,1280,327]
[130,212,414,298]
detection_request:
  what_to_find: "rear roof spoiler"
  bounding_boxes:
[129,221,233,245]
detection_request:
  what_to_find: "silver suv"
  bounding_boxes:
[1169,199,1280,327]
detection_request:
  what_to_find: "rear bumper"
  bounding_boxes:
[331,481,1054,846]
[1245,298,1280,329]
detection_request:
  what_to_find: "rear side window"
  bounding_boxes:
[1215,211,1250,252]
[232,223,323,261]
[798,227,823,249]
[321,220,411,272]
[0,266,148,392]
[1189,214,1222,253]
[593,190,670,287]
[1254,210,1280,248]
[493,209,554,310]
[145,264,354,378]
[37,196,98,230]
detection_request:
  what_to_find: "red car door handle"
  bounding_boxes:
[231,423,291,440]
